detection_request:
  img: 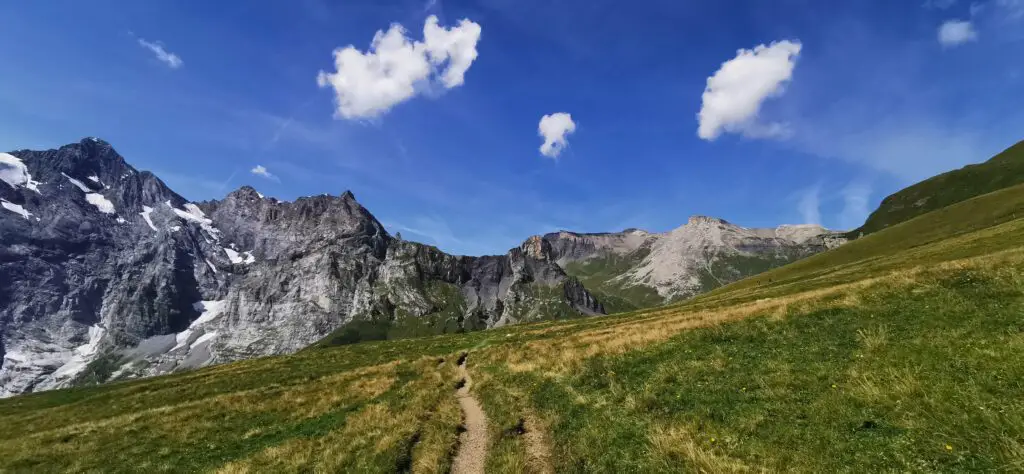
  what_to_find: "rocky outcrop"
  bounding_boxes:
[0,139,235,395]
[0,139,604,397]
[533,216,847,309]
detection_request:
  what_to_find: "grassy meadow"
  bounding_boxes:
[3,184,1024,472]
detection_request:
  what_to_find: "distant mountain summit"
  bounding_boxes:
[531,217,846,312]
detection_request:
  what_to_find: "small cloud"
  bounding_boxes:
[938,19,978,47]
[923,0,957,9]
[698,40,802,141]
[250,165,279,181]
[797,185,821,225]
[137,38,183,69]
[538,112,577,158]
[316,15,482,120]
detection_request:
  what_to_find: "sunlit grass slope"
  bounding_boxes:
[4,184,1024,472]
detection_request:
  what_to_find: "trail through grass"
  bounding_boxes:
[450,354,488,474]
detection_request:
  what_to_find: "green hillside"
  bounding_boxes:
[856,139,1024,236]
[561,249,664,313]
[3,185,1024,471]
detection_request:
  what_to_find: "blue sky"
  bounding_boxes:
[1,0,1022,255]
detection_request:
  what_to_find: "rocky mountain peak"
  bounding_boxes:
[686,215,731,227]
[226,185,264,201]
[6,137,128,194]
[520,235,553,261]
[774,223,830,244]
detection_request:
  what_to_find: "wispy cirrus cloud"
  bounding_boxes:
[385,215,465,251]
[839,181,872,230]
[796,185,821,225]
[136,38,183,69]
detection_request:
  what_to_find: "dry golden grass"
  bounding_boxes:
[218,358,458,473]
[648,424,756,473]
[409,395,461,474]
[523,415,554,474]
[0,362,413,473]
[848,366,924,405]
[856,325,890,352]
[489,247,1024,380]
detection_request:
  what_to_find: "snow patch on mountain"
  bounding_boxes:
[169,201,221,240]
[140,206,158,231]
[85,193,115,214]
[221,247,256,265]
[171,300,226,352]
[0,153,42,193]
[62,172,92,192]
[34,325,107,391]
[1,200,32,220]
[190,331,218,349]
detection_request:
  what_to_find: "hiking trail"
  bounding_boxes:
[451,353,489,474]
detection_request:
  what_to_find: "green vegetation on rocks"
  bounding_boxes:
[563,249,665,312]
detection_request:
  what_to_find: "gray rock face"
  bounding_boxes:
[0,139,233,396]
[0,139,604,397]
[0,139,842,397]
[532,216,847,307]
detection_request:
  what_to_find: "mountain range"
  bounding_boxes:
[0,139,843,396]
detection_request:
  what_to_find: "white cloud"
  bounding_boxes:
[316,15,482,120]
[538,113,577,158]
[839,182,872,230]
[698,40,802,141]
[137,38,183,69]
[250,165,278,181]
[797,185,821,225]
[938,20,978,47]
